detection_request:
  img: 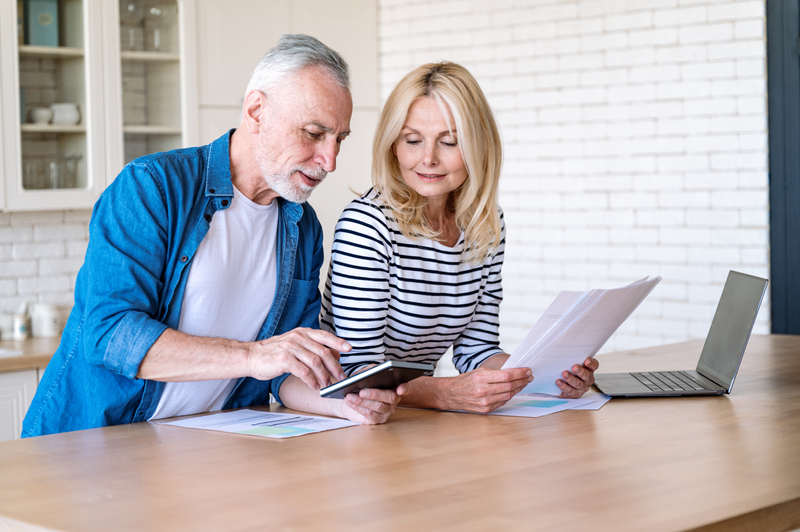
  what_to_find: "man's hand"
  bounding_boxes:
[556,357,599,398]
[435,367,532,413]
[247,328,350,391]
[337,388,403,425]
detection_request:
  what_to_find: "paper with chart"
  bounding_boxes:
[483,390,611,418]
[503,276,661,395]
[161,409,358,439]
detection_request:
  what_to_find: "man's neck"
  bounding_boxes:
[229,127,280,206]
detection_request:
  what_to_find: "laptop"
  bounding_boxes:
[594,270,768,397]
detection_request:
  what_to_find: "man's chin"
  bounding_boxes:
[282,185,315,204]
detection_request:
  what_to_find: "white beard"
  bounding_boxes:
[255,145,326,204]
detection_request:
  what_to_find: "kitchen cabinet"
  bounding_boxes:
[0,369,37,441]
[0,336,59,441]
[0,0,198,211]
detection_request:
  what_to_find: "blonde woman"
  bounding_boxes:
[320,62,598,413]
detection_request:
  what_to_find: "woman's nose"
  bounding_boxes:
[422,144,438,166]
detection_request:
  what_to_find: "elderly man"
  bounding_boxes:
[23,35,400,437]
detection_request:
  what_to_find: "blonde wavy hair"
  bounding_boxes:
[372,62,502,263]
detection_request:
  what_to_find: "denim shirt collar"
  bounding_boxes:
[205,129,235,204]
[203,129,303,223]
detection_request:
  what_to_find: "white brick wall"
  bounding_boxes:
[379,0,770,354]
[0,210,89,315]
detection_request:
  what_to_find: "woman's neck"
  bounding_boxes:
[424,198,460,248]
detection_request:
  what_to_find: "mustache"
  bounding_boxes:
[296,167,327,181]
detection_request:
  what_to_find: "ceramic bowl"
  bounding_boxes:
[28,107,53,124]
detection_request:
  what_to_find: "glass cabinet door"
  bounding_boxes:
[18,0,86,191]
[118,0,181,164]
[1,0,108,211]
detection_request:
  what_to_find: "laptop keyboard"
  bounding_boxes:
[631,371,716,392]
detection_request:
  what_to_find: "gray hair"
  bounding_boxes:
[245,34,350,98]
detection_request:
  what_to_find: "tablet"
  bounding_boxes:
[319,360,435,399]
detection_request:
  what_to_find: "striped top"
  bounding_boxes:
[320,188,505,376]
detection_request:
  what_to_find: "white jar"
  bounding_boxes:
[50,103,81,125]
[30,304,59,338]
[12,313,29,341]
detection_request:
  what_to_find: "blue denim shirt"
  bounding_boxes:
[23,130,324,437]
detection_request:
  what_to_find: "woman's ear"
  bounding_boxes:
[392,142,397,156]
[242,90,267,134]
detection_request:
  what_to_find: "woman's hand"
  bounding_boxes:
[441,368,532,413]
[337,388,403,424]
[398,367,531,413]
[556,357,599,398]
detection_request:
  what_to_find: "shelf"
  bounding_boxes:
[123,125,182,135]
[120,51,180,62]
[19,45,84,58]
[21,124,86,133]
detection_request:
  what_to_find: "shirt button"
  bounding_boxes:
[204,214,211,222]
[221,200,229,207]
[209,188,216,194]
[180,256,188,262]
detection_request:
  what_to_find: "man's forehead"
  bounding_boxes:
[278,68,352,131]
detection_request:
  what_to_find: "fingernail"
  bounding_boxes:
[526,370,532,377]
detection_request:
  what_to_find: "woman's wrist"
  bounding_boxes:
[400,375,451,410]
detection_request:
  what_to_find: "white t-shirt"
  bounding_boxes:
[150,186,279,420]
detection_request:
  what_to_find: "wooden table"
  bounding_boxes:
[0,335,798,532]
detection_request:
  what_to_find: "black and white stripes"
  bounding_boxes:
[320,188,505,376]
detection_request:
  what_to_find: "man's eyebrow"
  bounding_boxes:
[312,122,351,137]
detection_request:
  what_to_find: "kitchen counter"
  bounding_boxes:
[0,336,59,373]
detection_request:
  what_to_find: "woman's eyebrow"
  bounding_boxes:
[400,126,456,137]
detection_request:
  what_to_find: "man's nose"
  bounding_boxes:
[315,138,339,173]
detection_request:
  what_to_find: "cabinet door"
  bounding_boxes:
[103,0,199,176]
[291,0,378,109]
[0,370,37,442]
[198,107,241,146]
[196,0,291,107]
[0,0,109,211]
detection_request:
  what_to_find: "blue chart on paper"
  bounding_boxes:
[516,399,569,408]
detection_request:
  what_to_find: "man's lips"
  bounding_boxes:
[298,171,324,187]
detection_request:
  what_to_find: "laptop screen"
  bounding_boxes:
[696,271,768,390]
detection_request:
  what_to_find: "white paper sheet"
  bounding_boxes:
[503,276,661,395]
[161,409,358,439]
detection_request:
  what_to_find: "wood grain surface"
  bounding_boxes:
[0,335,798,532]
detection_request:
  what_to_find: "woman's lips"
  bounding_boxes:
[416,172,446,182]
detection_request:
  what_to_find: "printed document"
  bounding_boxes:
[503,276,661,395]
[482,390,611,418]
[161,409,358,439]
